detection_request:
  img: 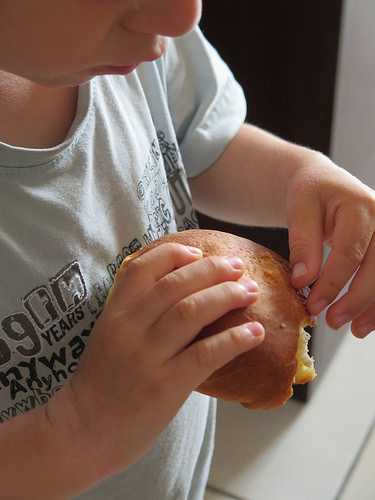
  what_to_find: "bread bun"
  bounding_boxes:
[120,229,316,409]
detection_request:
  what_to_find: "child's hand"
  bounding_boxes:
[287,151,375,338]
[55,243,264,475]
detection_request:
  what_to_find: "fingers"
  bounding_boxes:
[168,321,265,392]
[325,234,375,330]
[351,305,375,339]
[307,207,374,317]
[287,184,324,288]
[132,254,254,328]
[151,277,260,358]
[109,243,203,306]
[108,242,260,361]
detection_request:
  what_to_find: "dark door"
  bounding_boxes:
[197,1,343,401]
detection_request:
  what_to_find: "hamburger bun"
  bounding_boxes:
[119,229,316,409]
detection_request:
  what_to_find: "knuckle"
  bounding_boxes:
[164,242,194,260]
[193,341,216,372]
[204,256,224,275]
[164,242,185,255]
[221,281,249,305]
[289,236,311,257]
[125,257,144,278]
[227,327,246,350]
[341,241,366,267]
[192,327,246,373]
[222,281,245,298]
[175,297,198,323]
[157,271,182,297]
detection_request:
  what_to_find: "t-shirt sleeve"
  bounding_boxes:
[162,26,247,178]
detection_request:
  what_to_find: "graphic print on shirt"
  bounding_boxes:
[0,261,99,421]
[136,136,173,244]
[157,131,199,232]
[0,132,199,421]
[136,131,199,244]
[0,246,141,422]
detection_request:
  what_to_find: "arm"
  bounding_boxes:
[0,384,108,500]
[0,242,265,500]
[189,122,375,340]
[189,122,311,228]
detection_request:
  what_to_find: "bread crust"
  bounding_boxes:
[120,229,315,409]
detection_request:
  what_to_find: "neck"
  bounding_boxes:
[0,71,78,148]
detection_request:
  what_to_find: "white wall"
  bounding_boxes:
[331,0,375,188]
[312,0,375,387]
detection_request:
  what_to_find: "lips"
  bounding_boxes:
[92,35,167,77]
[93,40,167,76]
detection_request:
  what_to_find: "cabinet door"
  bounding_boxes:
[197,1,343,401]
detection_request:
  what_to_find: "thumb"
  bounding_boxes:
[287,190,324,288]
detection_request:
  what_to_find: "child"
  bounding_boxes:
[0,1,374,499]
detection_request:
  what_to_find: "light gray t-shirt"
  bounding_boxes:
[0,27,246,499]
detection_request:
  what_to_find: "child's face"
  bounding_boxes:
[0,0,201,87]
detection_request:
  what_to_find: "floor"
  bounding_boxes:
[204,417,375,500]
[203,331,375,500]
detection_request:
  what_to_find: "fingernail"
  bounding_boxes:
[244,322,264,337]
[239,278,259,293]
[332,314,351,329]
[309,299,328,315]
[186,246,202,256]
[292,262,308,280]
[226,257,245,270]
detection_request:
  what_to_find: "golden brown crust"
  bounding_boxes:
[119,229,315,409]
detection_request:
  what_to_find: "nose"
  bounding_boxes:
[124,0,202,37]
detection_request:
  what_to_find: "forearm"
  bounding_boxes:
[189,123,317,228]
[0,384,110,499]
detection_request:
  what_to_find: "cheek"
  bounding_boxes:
[0,1,115,76]
[0,32,93,78]
[125,0,202,37]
